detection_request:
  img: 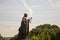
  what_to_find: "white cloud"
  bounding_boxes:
[55,0,60,8]
[0,21,20,37]
[48,0,60,9]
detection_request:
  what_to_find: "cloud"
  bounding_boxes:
[54,0,60,8]
[0,0,21,6]
[0,21,20,37]
[30,0,48,5]
[48,0,60,9]
[0,5,25,21]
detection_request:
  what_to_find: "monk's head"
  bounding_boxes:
[24,13,28,17]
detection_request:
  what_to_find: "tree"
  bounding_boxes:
[10,24,60,40]
[55,31,60,40]
[28,24,60,40]
[10,35,17,40]
[0,34,5,40]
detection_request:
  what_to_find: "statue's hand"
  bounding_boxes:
[29,17,32,23]
[30,17,32,19]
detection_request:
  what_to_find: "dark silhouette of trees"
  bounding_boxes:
[55,31,60,40]
[10,35,17,40]
[28,24,60,40]
[0,34,6,40]
[10,24,60,40]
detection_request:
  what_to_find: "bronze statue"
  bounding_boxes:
[16,13,32,40]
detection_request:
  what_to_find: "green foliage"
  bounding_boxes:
[0,34,6,40]
[9,24,60,40]
[28,24,60,40]
[10,35,17,40]
[31,35,39,40]
[55,31,60,40]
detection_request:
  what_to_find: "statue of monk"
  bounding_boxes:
[16,13,32,40]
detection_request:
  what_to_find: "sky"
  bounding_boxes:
[0,0,60,37]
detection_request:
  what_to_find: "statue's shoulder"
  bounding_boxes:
[22,17,26,19]
[22,17,27,21]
